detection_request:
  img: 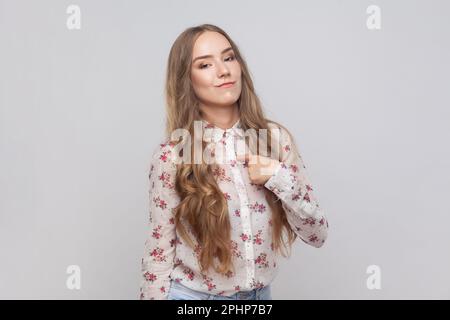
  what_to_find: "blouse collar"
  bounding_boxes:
[201,117,244,143]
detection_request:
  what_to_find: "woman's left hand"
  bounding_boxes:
[236,152,280,185]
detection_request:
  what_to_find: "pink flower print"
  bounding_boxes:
[302,217,316,226]
[159,150,171,163]
[225,270,234,278]
[153,196,167,209]
[308,234,318,243]
[174,258,183,267]
[319,217,326,226]
[218,291,225,296]
[289,173,298,183]
[234,209,240,217]
[290,164,299,173]
[255,253,269,269]
[202,275,216,291]
[251,278,265,289]
[306,184,313,192]
[193,244,202,258]
[206,282,216,291]
[183,267,195,281]
[159,286,166,294]
[283,144,291,153]
[303,193,311,202]
[240,233,251,242]
[234,285,241,291]
[230,159,237,167]
[249,201,266,214]
[230,240,243,258]
[292,190,302,201]
[150,247,166,262]
[212,167,231,182]
[253,230,263,245]
[169,237,182,247]
[143,271,157,282]
[169,217,175,224]
[223,192,231,200]
[151,225,162,239]
[159,171,174,189]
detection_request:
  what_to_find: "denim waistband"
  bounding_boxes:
[170,279,270,299]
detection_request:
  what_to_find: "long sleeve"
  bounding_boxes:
[139,141,180,300]
[264,126,329,248]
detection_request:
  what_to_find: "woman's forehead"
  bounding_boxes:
[192,31,231,56]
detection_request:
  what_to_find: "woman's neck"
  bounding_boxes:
[199,103,240,130]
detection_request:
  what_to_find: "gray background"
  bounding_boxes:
[1,0,449,299]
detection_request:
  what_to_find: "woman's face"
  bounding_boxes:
[190,31,242,109]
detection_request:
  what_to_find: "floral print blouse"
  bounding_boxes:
[139,118,329,300]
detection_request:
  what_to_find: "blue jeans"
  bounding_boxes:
[167,280,272,300]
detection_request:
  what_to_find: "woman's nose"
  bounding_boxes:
[217,62,231,78]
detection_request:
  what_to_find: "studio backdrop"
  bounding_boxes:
[1,0,449,299]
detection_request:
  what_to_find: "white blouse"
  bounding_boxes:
[139,118,329,300]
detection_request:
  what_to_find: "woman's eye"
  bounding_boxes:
[199,56,235,69]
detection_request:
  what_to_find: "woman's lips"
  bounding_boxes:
[217,81,235,88]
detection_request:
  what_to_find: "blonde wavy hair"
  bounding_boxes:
[164,24,299,276]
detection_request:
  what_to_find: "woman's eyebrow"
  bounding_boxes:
[192,47,233,63]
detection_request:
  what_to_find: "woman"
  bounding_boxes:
[139,24,329,300]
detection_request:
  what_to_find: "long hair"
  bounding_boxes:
[164,24,298,276]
